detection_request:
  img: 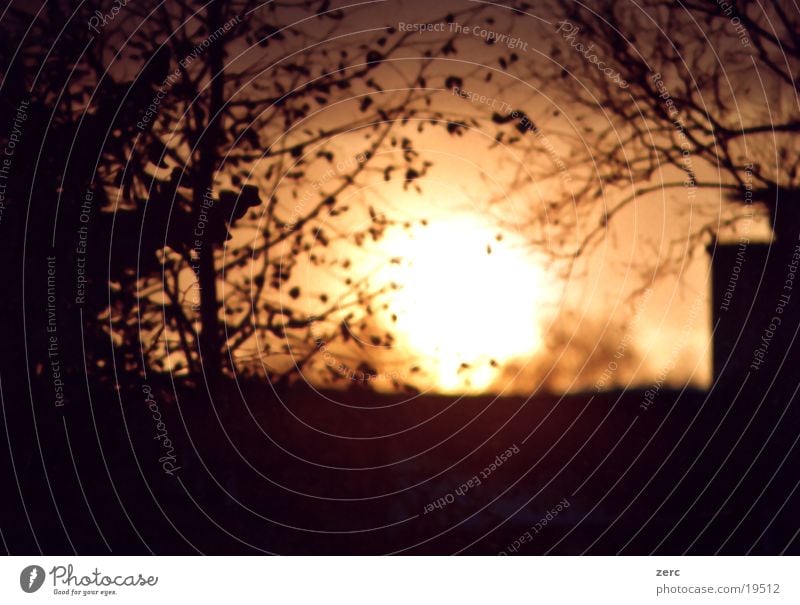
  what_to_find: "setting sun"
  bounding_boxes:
[377,215,551,393]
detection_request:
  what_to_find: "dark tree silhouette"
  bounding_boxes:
[0,0,497,390]
[485,0,800,397]
[511,0,799,259]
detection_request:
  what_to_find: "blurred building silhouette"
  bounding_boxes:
[710,240,800,399]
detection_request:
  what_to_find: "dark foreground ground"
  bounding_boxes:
[2,371,799,556]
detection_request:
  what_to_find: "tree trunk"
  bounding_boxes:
[197,243,222,384]
[195,1,226,387]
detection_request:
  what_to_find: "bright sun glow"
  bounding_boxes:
[377,215,551,393]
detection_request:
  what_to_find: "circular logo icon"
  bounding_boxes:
[20,565,45,593]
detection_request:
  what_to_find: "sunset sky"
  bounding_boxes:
[171,0,779,395]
